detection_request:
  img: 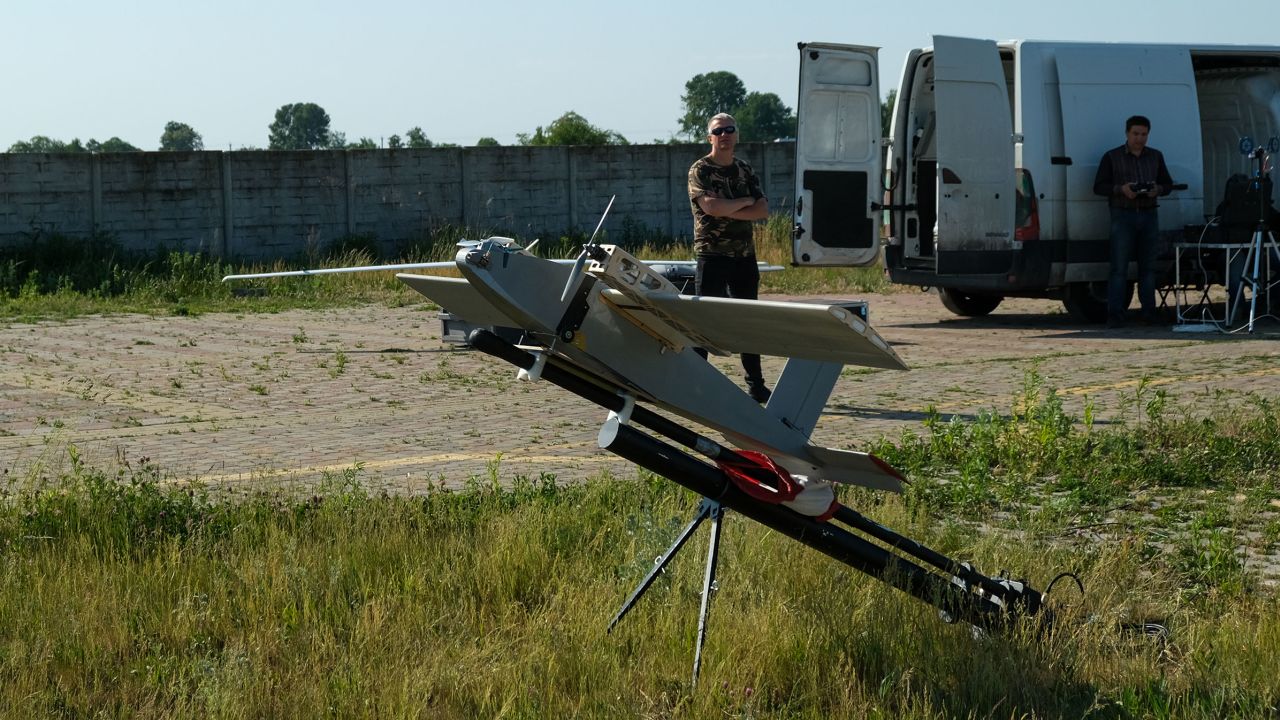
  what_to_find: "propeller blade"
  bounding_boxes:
[560,250,589,303]
[586,195,616,246]
[559,194,616,303]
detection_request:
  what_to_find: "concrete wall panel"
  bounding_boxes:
[0,143,796,258]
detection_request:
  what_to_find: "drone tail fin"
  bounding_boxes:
[765,359,842,439]
[764,358,907,493]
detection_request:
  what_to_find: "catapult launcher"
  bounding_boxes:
[228,201,1067,684]
[407,244,1060,684]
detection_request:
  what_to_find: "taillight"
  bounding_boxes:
[1015,202,1039,241]
[1014,169,1040,241]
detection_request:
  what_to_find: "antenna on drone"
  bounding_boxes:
[560,195,616,302]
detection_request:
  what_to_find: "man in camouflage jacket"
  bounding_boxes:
[687,113,771,403]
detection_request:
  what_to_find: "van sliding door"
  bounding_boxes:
[933,36,1015,276]
[1055,47,1199,247]
[793,43,883,267]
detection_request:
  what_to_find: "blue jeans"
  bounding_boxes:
[1108,207,1160,322]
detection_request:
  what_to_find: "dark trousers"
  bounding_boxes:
[694,255,763,382]
[1108,207,1160,322]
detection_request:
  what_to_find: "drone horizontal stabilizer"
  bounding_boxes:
[802,445,906,493]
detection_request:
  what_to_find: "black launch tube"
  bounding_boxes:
[468,328,1037,611]
[597,417,1013,629]
[832,506,1024,603]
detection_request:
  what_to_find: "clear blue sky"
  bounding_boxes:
[3,0,1276,150]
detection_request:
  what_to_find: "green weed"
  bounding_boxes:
[0,444,1276,718]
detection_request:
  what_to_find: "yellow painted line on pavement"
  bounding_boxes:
[1059,364,1280,397]
[193,450,620,484]
[906,363,1280,414]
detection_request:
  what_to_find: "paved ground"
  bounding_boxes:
[2,292,1278,491]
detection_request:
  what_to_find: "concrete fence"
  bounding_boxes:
[0,143,796,260]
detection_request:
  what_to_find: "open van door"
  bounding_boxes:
[793,42,883,266]
[932,36,1015,275]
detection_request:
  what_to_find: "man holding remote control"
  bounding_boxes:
[1093,115,1175,328]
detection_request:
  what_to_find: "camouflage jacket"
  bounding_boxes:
[687,155,765,257]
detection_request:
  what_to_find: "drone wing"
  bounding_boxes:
[396,274,518,327]
[603,291,906,370]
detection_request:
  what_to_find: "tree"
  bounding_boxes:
[267,102,331,150]
[86,137,141,152]
[476,137,500,147]
[327,131,348,149]
[159,121,203,151]
[881,89,897,134]
[517,111,627,146]
[678,71,747,140]
[405,127,433,148]
[7,136,79,152]
[734,92,796,141]
[349,137,377,149]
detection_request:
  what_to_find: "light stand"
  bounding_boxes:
[1237,137,1280,333]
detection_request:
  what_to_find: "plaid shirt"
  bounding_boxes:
[1093,144,1173,210]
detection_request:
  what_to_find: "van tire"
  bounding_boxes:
[1062,281,1129,323]
[938,288,1003,316]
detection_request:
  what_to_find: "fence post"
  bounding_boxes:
[90,154,102,233]
[220,152,233,258]
[459,149,469,229]
[567,148,578,232]
[344,149,355,237]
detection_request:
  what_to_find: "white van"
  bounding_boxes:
[792,37,1280,320]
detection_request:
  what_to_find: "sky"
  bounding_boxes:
[3,0,1278,151]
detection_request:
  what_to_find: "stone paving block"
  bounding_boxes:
[1,294,1277,495]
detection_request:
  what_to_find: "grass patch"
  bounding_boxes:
[0,216,891,321]
[3,381,1278,717]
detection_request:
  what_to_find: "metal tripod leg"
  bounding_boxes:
[691,501,724,687]
[1244,228,1278,333]
[608,498,719,632]
[606,497,726,687]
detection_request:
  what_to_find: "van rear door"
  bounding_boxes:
[932,36,1015,275]
[793,42,883,266]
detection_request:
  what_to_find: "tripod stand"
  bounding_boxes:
[1231,141,1280,332]
[1240,219,1280,333]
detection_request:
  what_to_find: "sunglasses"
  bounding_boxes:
[710,126,737,136]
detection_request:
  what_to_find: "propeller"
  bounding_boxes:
[560,195,616,302]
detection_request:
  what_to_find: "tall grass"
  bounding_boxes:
[3,382,1278,718]
[0,215,890,320]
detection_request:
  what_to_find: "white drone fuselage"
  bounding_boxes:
[397,239,908,492]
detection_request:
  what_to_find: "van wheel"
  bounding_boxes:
[1062,281,1129,323]
[938,288,1003,316]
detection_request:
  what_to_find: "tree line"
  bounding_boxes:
[5,70,817,153]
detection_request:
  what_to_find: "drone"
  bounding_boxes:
[227,198,1060,685]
